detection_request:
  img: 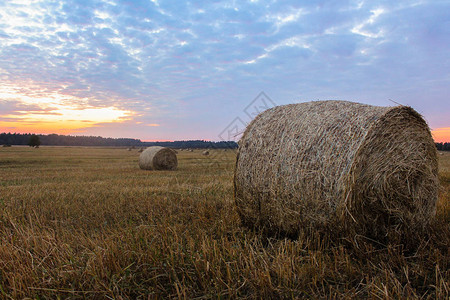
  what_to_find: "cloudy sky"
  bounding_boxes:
[0,0,449,141]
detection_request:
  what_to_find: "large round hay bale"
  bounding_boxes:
[234,100,438,239]
[139,146,178,170]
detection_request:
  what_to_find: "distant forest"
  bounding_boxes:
[1,132,448,151]
[0,133,238,149]
[435,142,450,151]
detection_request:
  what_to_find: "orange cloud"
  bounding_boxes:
[432,127,450,143]
[0,81,134,135]
[1,107,134,135]
[0,121,86,135]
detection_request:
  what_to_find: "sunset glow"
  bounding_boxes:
[0,82,133,135]
[432,128,450,143]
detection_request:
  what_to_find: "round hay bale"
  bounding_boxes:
[202,150,210,156]
[138,148,144,153]
[234,100,438,239]
[139,146,178,170]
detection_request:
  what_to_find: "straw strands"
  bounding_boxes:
[234,100,439,239]
[139,146,178,170]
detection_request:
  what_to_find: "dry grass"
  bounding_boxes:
[0,146,448,299]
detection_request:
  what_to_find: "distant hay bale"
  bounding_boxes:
[127,148,132,151]
[139,146,178,170]
[234,100,439,239]
[138,148,144,153]
[189,149,193,152]
[202,150,210,156]
[172,149,178,154]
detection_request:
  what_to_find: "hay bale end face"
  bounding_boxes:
[234,100,439,239]
[139,146,178,170]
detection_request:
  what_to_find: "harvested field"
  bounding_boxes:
[0,146,448,299]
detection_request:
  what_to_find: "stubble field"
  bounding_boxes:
[0,147,449,299]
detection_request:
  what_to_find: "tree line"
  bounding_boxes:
[0,133,238,149]
[1,132,448,151]
[436,142,450,151]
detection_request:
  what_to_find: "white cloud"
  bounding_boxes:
[351,8,386,38]
[266,7,307,31]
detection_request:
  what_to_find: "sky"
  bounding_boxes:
[0,0,449,142]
